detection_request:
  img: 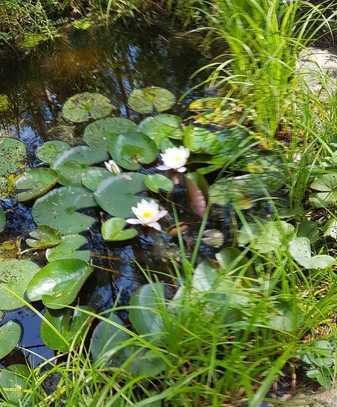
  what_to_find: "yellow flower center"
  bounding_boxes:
[142,211,153,219]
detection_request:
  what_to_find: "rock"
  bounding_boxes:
[296,47,337,99]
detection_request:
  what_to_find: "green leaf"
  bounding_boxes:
[81,167,112,191]
[16,168,58,202]
[0,321,21,359]
[0,259,40,311]
[0,208,6,233]
[108,132,158,170]
[0,138,26,178]
[46,234,90,262]
[101,218,138,241]
[139,114,182,149]
[310,172,337,208]
[129,349,167,377]
[192,261,218,291]
[0,364,30,404]
[289,237,335,269]
[94,173,146,218]
[32,186,96,234]
[183,126,222,154]
[26,259,93,309]
[128,87,176,114]
[36,141,70,165]
[62,92,114,123]
[144,174,173,193]
[324,218,337,239]
[26,225,62,249]
[40,307,92,352]
[129,283,165,341]
[83,118,137,151]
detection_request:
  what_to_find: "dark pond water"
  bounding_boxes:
[0,22,209,366]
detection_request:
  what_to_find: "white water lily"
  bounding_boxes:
[126,199,167,231]
[157,146,190,173]
[105,160,121,175]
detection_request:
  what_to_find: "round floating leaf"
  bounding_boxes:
[52,146,108,186]
[0,208,6,233]
[0,259,40,311]
[41,306,93,352]
[90,312,130,366]
[129,349,167,377]
[94,173,146,218]
[0,138,26,177]
[129,283,165,341]
[46,234,90,262]
[289,237,335,269]
[0,321,21,359]
[36,141,70,165]
[144,174,173,193]
[82,167,112,191]
[83,118,137,151]
[101,218,138,241]
[16,168,58,202]
[0,364,30,404]
[128,87,176,114]
[62,92,114,123]
[139,114,182,149]
[32,186,96,234]
[108,132,158,170]
[310,173,337,208]
[26,259,93,309]
[26,225,62,249]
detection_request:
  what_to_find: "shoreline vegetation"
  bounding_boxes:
[2,1,337,406]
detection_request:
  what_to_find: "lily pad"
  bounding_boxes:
[128,87,176,114]
[0,364,30,403]
[94,173,146,218]
[62,92,114,123]
[101,218,138,241]
[52,146,108,186]
[26,225,62,249]
[138,114,182,149]
[81,167,112,191]
[310,173,337,207]
[0,138,26,177]
[16,168,58,201]
[32,186,96,234]
[0,259,40,311]
[0,208,6,233]
[289,237,335,269]
[108,132,158,170]
[46,234,90,262]
[144,174,173,193]
[41,307,92,352]
[26,259,93,309]
[0,321,21,359]
[36,140,70,165]
[83,118,137,151]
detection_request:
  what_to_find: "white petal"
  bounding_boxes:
[148,222,162,231]
[177,166,186,173]
[158,210,168,218]
[157,165,169,171]
[126,218,142,225]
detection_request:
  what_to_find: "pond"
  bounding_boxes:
[0,21,209,367]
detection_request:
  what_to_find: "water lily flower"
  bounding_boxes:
[105,160,121,175]
[157,146,190,173]
[126,199,167,231]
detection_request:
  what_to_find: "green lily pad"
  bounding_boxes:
[144,174,173,193]
[0,321,21,359]
[289,237,335,269]
[26,225,62,249]
[0,364,30,404]
[310,173,337,207]
[0,208,6,233]
[36,141,70,165]
[0,95,9,112]
[32,186,96,234]
[128,87,176,114]
[62,92,114,123]
[0,138,26,177]
[83,118,137,151]
[81,167,112,191]
[0,259,40,310]
[94,173,146,218]
[40,307,93,352]
[15,168,58,202]
[183,126,222,154]
[46,234,90,262]
[52,146,108,186]
[101,218,138,241]
[138,114,182,149]
[129,283,165,342]
[108,132,158,170]
[26,259,93,309]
